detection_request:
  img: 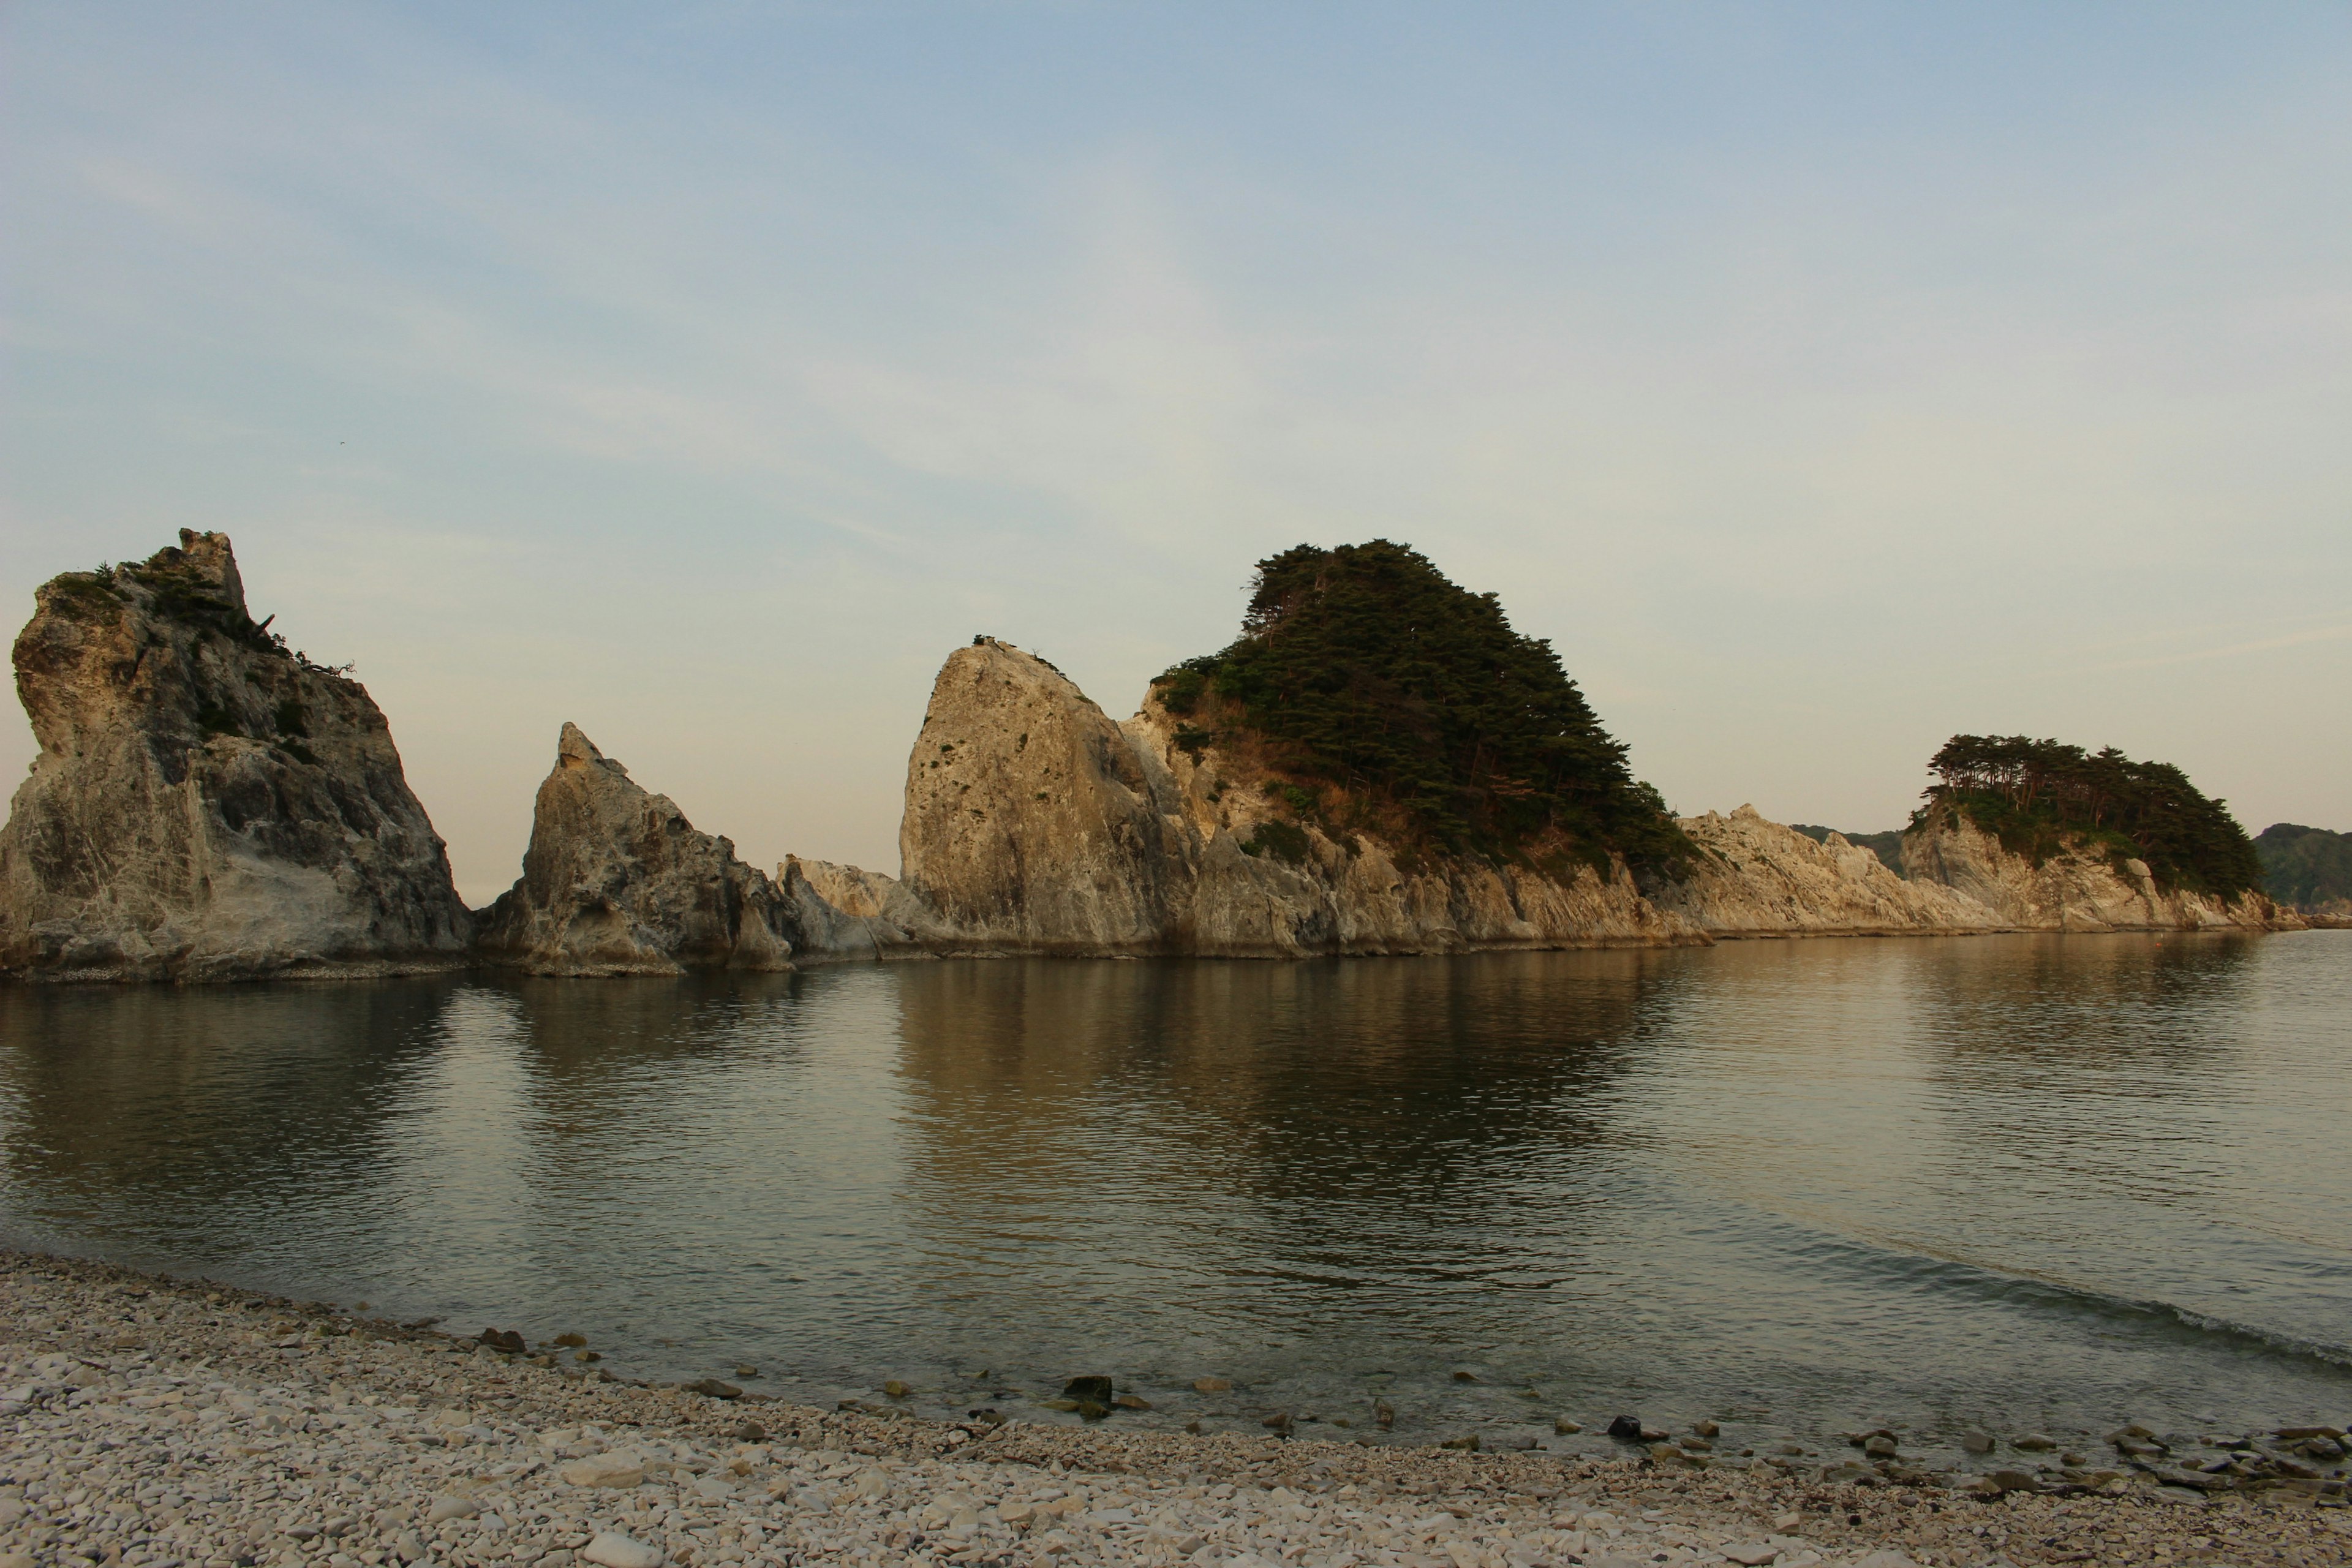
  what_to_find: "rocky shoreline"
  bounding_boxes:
[4,1251,2345,1568]
[0,534,2302,984]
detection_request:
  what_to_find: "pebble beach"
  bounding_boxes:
[5,1253,2349,1568]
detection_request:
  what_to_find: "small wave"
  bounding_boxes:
[1755,1215,2352,1374]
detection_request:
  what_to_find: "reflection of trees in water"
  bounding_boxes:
[1899,933,2267,1240]
[1905,933,2261,1115]
[886,953,1676,1332]
[0,978,462,1257]
[1910,932,2260,1068]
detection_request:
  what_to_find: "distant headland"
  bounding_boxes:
[0,532,2307,982]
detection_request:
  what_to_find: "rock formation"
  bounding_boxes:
[475,723,814,975]
[777,856,926,959]
[880,640,2308,954]
[889,639,1696,956]
[1653,805,2001,937]
[897,639,1190,952]
[0,532,472,982]
[1902,800,2289,932]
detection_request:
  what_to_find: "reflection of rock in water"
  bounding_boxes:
[0,978,461,1229]
[498,970,810,1076]
[885,954,1674,1302]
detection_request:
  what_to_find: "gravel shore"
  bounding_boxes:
[4,1252,2346,1568]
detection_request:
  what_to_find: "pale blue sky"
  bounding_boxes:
[7,3,2348,903]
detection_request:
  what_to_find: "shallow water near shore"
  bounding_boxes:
[4,931,2348,1464]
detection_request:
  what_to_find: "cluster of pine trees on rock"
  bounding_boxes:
[1920,734,2263,896]
[1152,540,1692,873]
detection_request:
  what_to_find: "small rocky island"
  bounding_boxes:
[0,532,472,981]
[0,533,2300,982]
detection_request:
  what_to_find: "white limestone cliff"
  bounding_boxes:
[1654,805,2002,936]
[888,639,1696,956]
[1901,800,2288,932]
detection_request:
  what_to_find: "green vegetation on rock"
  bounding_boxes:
[1920,735,2261,897]
[2254,823,2352,913]
[1154,540,1691,871]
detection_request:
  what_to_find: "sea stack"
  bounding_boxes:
[475,723,802,974]
[896,638,1186,952]
[0,531,472,981]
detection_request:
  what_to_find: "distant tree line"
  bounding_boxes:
[1155,540,1691,872]
[2254,823,2352,913]
[1923,734,2261,895]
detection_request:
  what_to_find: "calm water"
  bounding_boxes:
[3,932,2348,1465]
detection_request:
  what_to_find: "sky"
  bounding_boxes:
[5,3,2348,905]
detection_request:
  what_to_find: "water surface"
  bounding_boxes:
[4,932,2347,1464]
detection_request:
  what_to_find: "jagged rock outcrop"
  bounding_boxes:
[0,532,472,982]
[891,639,1697,956]
[476,724,801,974]
[776,856,926,959]
[1654,805,2002,936]
[1902,800,2290,932]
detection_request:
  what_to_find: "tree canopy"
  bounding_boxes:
[2253,823,2352,911]
[1153,540,1689,869]
[1923,734,2261,895]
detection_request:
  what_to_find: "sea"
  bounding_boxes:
[3,929,2346,1468]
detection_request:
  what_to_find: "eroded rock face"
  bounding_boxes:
[775,856,930,960]
[1903,801,2287,931]
[897,640,1185,952]
[0,532,472,982]
[1124,701,1691,955]
[890,639,1696,956]
[476,724,796,974]
[1654,805,2002,936]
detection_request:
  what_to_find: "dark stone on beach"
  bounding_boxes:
[1962,1432,1995,1453]
[1554,1417,1581,1434]
[1986,1470,2043,1494]
[686,1378,742,1400]
[1374,1400,1396,1430]
[1694,1420,1720,1438]
[1863,1435,1900,1458]
[1262,1412,1295,1435]
[967,1408,1006,1426]
[552,1333,587,1348]
[477,1329,526,1354]
[731,1420,767,1442]
[1607,1415,1645,1441]
[1439,1433,1479,1451]
[1074,1400,1111,1420]
[1062,1376,1115,1401]
[1452,1370,1480,1383]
